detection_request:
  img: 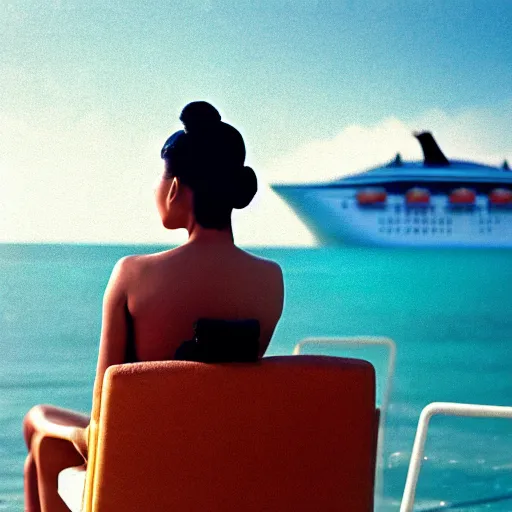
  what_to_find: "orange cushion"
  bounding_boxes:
[85,356,376,511]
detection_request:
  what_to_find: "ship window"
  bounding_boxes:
[342,201,348,208]
[432,227,437,233]
[414,218,419,224]
[396,227,400,233]
[447,228,452,234]
[422,218,428,224]
[495,218,500,224]
[439,218,444,225]
[406,227,411,234]
[440,228,444,233]
[379,227,384,233]
[387,228,392,234]
[388,217,393,224]
[395,205,401,213]
[447,218,452,225]
[422,227,428,234]
[414,228,419,234]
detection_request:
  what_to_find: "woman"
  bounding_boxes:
[23,101,284,511]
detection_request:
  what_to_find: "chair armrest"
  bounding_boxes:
[58,465,87,512]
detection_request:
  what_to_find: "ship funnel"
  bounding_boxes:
[503,159,510,170]
[414,131,450,167]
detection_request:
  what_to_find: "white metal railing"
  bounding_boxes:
[400,402,512,512]
[293,336,396,502]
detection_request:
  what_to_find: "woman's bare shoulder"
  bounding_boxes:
[236,249,283,281]
[107,248,184,287]
[115,247,183,269]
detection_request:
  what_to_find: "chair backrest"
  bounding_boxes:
[84,356,377,511]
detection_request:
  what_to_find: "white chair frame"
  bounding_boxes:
[293,336,396,502]
[400,402,512,512]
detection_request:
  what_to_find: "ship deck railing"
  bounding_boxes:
[400,402,512,512]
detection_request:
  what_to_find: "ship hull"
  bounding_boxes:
[274,185,512,247]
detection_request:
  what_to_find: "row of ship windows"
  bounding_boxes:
[378,226,495,235]
[378,217,502,225]
[479,218,501,224]
[341,201,510,213]
[379,227,453,235]
[379,217,453,225]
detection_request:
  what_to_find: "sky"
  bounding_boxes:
[1,0,511,246]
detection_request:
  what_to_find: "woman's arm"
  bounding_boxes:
[91,257,133,415]
[259,262,284,357]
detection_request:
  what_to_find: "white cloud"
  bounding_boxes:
[265,101,512,185]
[232,182,315,247]
[263,117,418,184]
[0,109,169,244]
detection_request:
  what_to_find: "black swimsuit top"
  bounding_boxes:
[125,318,260,364]
[174,319,260,363]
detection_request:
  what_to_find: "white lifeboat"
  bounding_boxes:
[356,188,387,206]
[489,188,512,206]
[449,187,476,205]
[406,187,430,205]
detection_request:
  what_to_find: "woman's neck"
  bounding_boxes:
[186,223,234,246]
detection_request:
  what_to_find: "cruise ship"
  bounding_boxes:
[272,132,512,247]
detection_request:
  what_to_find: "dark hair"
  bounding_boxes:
[160,101,257,230]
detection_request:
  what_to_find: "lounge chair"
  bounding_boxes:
[32,356,378,511]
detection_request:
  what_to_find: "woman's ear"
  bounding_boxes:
[167,177,179,206]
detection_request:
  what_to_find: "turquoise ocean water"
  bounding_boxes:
[0,244,511,511]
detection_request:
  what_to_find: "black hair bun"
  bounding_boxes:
[180,101,221,133]
[232,166,257,209]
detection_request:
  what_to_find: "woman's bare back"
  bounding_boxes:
[124,242,284,361]
[22,102,285,512]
